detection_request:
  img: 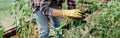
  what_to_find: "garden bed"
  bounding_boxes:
[1,0,120,38]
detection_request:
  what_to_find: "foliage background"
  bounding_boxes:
[62,0,120,38]
[0,0,120,38]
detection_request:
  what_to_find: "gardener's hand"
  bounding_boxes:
[63,9,82,18]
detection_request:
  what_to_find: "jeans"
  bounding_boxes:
[34,10,62,38]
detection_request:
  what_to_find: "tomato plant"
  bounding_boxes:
[10,0,35,38]
[62,0,120,38]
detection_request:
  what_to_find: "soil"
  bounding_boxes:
[9,21,54,38]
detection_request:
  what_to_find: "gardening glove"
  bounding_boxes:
[63,9,82,18]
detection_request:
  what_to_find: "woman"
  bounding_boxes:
[30,0,82,38]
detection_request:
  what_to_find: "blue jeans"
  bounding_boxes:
[34,10,62,38]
